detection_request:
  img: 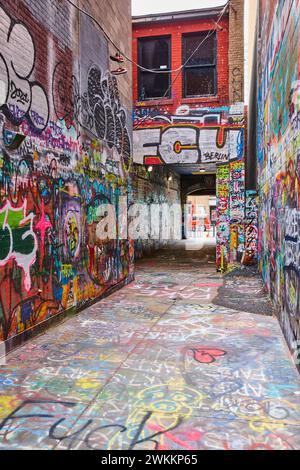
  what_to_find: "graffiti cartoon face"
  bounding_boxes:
[108,383,205,450]
[64,210,80,259]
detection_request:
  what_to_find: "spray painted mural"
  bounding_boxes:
[0,4,133,345]
[133,104,246,270]
[257,0,300,350]
[132,164,181,259]
[244,190,258,264]
[133,105,244,166]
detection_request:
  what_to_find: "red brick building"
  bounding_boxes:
[133,6,230,115]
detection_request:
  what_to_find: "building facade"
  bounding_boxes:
[256,0,300,352]
[132,1,254,271]
[0,0,133,348]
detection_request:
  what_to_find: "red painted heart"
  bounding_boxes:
[192,348,227,364]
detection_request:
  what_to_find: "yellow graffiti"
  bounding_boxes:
[0,396,20,419]
[76,377,100,390]
[107,383,205,450]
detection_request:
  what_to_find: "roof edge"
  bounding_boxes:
[132,5,228,24]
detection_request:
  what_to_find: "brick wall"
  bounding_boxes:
[132,165,181,258]
[0,0,133,348]
[228,0,245,104]
[133,15,230,113]
[79,0,132,111]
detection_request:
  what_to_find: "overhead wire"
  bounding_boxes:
[133,1,229,129]
[65,0,230,134]
[66,0,229,74]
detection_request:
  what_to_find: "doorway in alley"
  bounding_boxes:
[187,194,217,240]
[179,169,216,258]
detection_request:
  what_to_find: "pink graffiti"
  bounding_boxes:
[191,347,227,364]
[193,283,222,287]
[147,422,202,450]
[35,200,52,252]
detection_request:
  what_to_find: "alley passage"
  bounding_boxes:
[0,242,300,450]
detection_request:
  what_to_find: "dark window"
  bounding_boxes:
[183,32,217,98]
[138,36,171,100]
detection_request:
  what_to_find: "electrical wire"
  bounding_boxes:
[133,2,229,129]
[65,0,230,133]
[66,0,229,75]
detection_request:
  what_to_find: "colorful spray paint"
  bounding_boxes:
[257,0,300,351]
[133,104,247,271]
[0,3,133,346]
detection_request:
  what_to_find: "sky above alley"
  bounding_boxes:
[132,0,227,16]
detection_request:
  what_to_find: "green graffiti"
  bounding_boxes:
[0,210,10,261]
[0,202,37,291]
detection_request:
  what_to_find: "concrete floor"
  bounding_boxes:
[0,241,300,450]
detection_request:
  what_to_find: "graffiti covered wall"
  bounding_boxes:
[257,0,300,350]
[132,165,181,259]
[133,105,245,166]
[244,190,259,262]
[0,1,133,345]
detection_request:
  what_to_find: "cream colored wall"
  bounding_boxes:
[248,0,258,85]
[245,0,258,103]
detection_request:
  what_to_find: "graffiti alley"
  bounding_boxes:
[0,242,299,450]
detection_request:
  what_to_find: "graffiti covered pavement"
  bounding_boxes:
[0,243,300,450]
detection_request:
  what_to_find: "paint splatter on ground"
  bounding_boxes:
[0,242,299,450]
